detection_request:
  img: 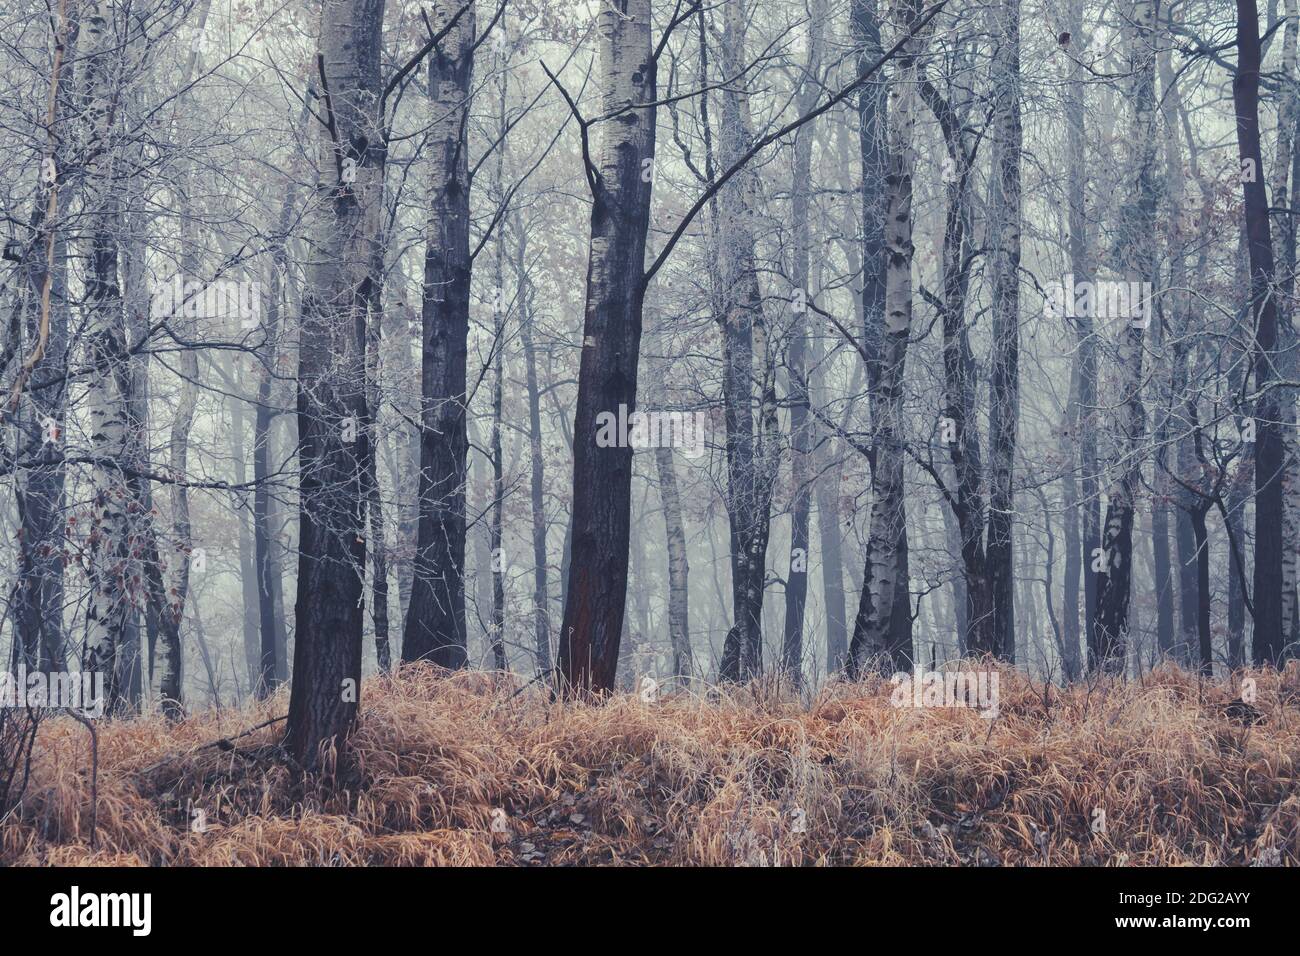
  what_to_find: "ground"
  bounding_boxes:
[2,663,1297,866]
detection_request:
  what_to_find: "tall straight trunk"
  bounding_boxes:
[253,95,311,696]
[1090,0,1156,673]
[404,0,476,668]
[153,166,206,717]
[812,368,849,673]
[284,0,385,766]
[847,0,920,677]
[655,445,692,679]
[82,1,136,715]
[1190,504,1213,673]
[359,121,392,676]
[489,249,507,672]
[1227,229,1253,669]
[228,391,262,687]
[487,67,508,673]
[1060,363,1083,679]
[518,232,551,676]
[364,251,391,673]
[1158,29,1199,667]
[1273,0,1300,650]
[1149,324,1175,661]
[780,0,824,686]
[1065,0,1101,656]
[983,0,1021,663]
[1235,0,1287,665]
[716,2,780,682]
[555,0,656,696]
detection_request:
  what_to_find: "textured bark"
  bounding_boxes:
[847,0,920,678]
[284,0,385,767]
[81,1,136,716]
[404,0,476,668]
[655,444,693,679]
[1235,0,1287,665]
[519,253,552,677]
[716,2,780,683]
[1274,0,1300,651]
[555,0,656,696]
[253,95,310,696]
[982,0,1021,663]
[780,0,824,687]
[489,241,507,673]
[364,246,391,673]
[1064,0,1100,656]
[919,70,991,659]
[228,392,262,688]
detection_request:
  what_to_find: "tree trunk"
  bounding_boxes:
[555,0,656,696]
[655,444,692,680]
[518,232,552,677]
[780,0,824,687]
[81,1,136,716]
[1235,0,1287,665]
[982,0,1022,663]
[715,2,780,683]
[404,0,476,667]
[847,0,921,677]
[284,0,385,767]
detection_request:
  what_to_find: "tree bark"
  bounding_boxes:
[555,0,656,696]
[284,0,385,767]
[1235,0,1287,665]
[848,0,921,677]
[404,0,476,668]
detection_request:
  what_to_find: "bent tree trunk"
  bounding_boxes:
[555,0,656,696]
[284,0,385,766]
[404,0,476,667]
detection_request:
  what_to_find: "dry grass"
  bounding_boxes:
[2,662,1297,866]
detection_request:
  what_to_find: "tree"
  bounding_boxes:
[404,0,477,668]
[554,0,658,696]
[1235,0,1288,665]
[284,0,386,766]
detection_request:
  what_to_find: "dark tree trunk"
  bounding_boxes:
[284,0,385,767]
[555,0,656,696]
[404,1,476,668]
[983,0,1021,663]
[1234,0,1287,665]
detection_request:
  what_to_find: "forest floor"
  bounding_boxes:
[2,663,1297,866]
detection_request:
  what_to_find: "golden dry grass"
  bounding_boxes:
[2,662,1297,866]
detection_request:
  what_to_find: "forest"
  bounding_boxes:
[0,0,1298,871]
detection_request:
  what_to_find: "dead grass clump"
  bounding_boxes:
[1,662,1297,866]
